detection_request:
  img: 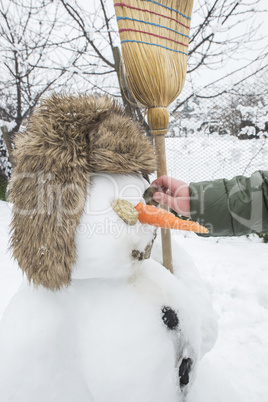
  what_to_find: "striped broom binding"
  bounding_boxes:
[114,0,194,132]
[115,5,190,55]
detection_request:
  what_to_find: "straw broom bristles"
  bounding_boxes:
[114,0,194,132]
[114,0,194,272]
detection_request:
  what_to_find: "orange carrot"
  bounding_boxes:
[134,202,209,234]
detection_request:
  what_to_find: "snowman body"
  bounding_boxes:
[0,174,217,402]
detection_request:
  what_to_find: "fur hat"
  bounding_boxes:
[9,94,156,290]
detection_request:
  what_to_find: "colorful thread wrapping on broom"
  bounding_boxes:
[114,3,191,29]
[116,17,190,39]
[120,40,188,55]
[119,28,188,48]
[139,0,191,20]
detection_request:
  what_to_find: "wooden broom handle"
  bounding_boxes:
[148,107,173,274]
[155,134,173,273]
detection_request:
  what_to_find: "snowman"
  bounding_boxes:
[0,94,217,402]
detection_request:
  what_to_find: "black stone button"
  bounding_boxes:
[162,307,179,330]
[179,358,192,386]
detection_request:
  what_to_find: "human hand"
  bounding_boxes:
[151,175,191,218]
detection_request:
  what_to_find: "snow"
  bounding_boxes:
[0,119,16,132]
[176,232,268,402]
[0,171,267,401]
[0,175,215,402]
[0,201,22,320]
[237,105,258,122]
[73,174,157,280]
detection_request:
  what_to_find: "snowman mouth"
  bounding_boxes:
[131,231,157,261]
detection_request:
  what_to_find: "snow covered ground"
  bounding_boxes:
[180,232,268,402]
[0,199,267,401]
[0,201,23,319]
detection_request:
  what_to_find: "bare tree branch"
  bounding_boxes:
[59,0,115,69]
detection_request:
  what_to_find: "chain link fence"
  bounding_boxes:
[165,82,268,183]
[1,83,268,186]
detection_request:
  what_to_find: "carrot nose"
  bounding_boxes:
[134,202,209,234]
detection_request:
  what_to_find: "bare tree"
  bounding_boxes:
[172,0,268,112]
[0,0,87,142]
[1,0,267,155]
[58,0,148,127]
[188,0,266,73]
[57,1,267,112]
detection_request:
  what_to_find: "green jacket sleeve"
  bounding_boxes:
[189,170,268,236]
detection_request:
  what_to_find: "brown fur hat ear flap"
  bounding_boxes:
[9,94,156,290]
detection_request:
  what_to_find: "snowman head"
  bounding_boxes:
[9,94,156,290]
[72,173,157,280]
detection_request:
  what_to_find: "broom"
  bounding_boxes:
[113,0,194,273]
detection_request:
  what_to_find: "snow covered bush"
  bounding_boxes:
[0,125,12,182]
[0,175,7,201]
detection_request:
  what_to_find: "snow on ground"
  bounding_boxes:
[177,232,268,402]
[0,201,23,320]
[0,199,267,401]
